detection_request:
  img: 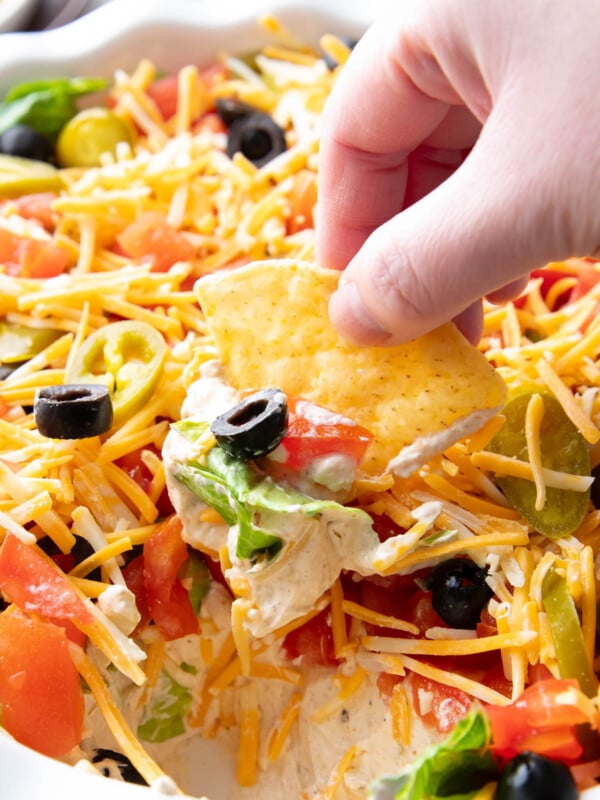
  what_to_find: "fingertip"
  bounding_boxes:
[452,300,484,345]
[329,280,393,345]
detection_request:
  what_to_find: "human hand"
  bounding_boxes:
[315,0,600,345]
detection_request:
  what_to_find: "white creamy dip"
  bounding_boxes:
[162,361,437,637]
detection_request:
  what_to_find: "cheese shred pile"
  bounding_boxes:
[0,17,598,800]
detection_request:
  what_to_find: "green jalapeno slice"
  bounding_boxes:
[65,320,167,426]
[488,392,591,537]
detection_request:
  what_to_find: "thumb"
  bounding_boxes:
[328,119,576,346]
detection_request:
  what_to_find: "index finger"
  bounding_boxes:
[315,13,452,269]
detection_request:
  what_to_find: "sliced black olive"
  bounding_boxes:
[428,556,493,629]
[37,534,102,581]
[34,383,113,439]
[91,748,147,785]
[591,463,600,509]
[0,124,55,163]
[494,752,577,800]
[226,112,287,167]
[211,388,288,461]
[215,97,261,127]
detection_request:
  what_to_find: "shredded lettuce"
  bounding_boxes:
[0,77,107,138]
[137,670,192,743]
[173,442,374,561]
[185,550,210,614]
[368,711,498,800]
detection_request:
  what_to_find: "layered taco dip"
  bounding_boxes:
[0,10,599,800]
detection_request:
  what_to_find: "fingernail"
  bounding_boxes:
[330,280,391,342]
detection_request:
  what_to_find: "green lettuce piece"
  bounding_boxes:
[0,77,107,138]
[185,550,210,614]
[368,711,499,800]
[172,419,210,442]
[173,443,373,561]
[137,670,192,743]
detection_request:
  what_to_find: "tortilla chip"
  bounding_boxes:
[195,260,507,476]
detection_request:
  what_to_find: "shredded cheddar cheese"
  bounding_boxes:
[0,25,597,800]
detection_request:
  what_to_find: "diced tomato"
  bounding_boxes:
[122,554,151,636]
[0,611,84,757]
[370,513,407,542]
[145,74,179,121]
[117,211,195,272]
[192,111,227,137]
[0,534,93,625]
[528,662,555,684]
[1,192,58,229]
[0,228,70,278]
[115,445,174,517]
[487,678,591,762]
[569,263,600,302]
[199,62,229,90]
[376,671,403,702]
[410,671,472,734]
[272,396,373,472]
[144,62,227,122]
[282,607,337,667]
[204,554,233,595]
[480,662,512,698]
[143,516,200,641]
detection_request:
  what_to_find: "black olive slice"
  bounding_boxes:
[591,463,600,509]
[211,388,288,461]
[0,124,55,163]
[494,752,577,800]
[215,97,261,127]
[34,383,113,439]
[92,748,147,785]
[428,557,493,629]
[226,113,287,167]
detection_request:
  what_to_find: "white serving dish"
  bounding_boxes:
[0,2,383,798]
[0,0,37,33]
[0,2,598,799]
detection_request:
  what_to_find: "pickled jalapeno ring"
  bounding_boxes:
[65,320,167,427]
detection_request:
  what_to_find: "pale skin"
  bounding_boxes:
[315,0,600,345]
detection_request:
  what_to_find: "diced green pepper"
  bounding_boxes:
[542,565,597,697]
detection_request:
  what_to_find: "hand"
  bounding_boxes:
[315,0,600,344]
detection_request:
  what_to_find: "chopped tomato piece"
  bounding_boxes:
[282,607,337,667]
[0,611,84,757]
[487,678,591,761]
[143,516,200,640]
[122,554,151,636]
[272,396,373,472]
[0,534,92,625]
[410,671,472,734]
[0,228,70,278]
[2,192,58,229]
[117,211,195,272]
[569,263,600,302]
[376,671,403,702]
[145,74,179,121]
[192,111,227,137]
[115,445,173,517]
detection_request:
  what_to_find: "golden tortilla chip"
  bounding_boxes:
[195,260,507,475]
